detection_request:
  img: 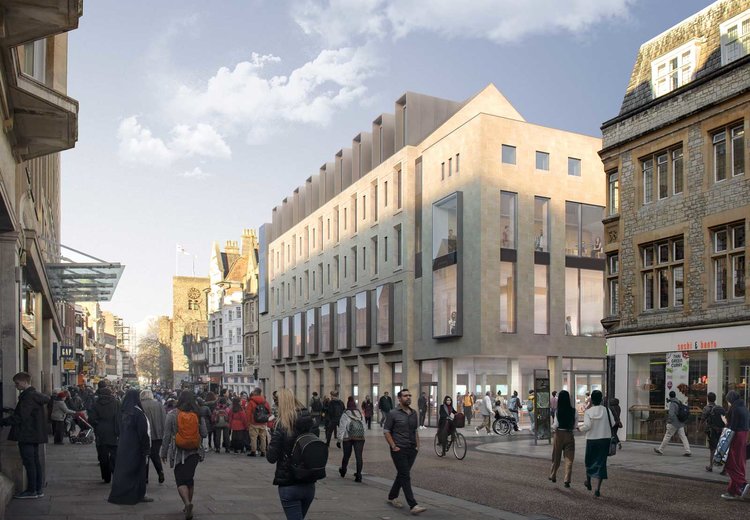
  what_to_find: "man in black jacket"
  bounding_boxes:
[378,392,394,427]
[88,381,120,483]
[325,392,344,447]
[0,372,50,499]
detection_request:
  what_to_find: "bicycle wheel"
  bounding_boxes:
[453,433,467,460]
[434,434,445,457]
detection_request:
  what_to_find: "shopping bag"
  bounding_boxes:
[713,428,734,465]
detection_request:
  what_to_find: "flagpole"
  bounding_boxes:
[176,244,179,276]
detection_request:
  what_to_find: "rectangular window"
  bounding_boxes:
[336,297,350,351]
[568,157,581,176]
[712,222,746,301]
[534,197,550,252]
[565,201,604,258]
[396,168,402,209]
[441,162,445,180]
[384,236,388,262]
[652,42,697,97]
[334,255,340,289]
[362,195,366,220]
[334,207,340,242]
[607,253,619,316]
[641,236,684,311]
[376,283,394,344]
[721,10,750,65]
[448,157,452,177]
[500,261,515,333]
[353,195,358,233]
[433,192,462,338]
[352,247,358,283]
[372,237,378,276]
[715,123,746,181]
[500,191,517,249]
[534,264,549,334]
[502,145,516,165]
[372,182,378,222]
[384,181,388,207]
[642,158,654,204]
[354,291,370,347]
[657,153,668,200]
[455,153,460,174]
[536,151,550,171]
[714,130,727,182]
[732,125,745,177]
[395,225,402,267]
[608,171,619,215]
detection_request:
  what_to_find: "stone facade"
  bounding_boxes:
[171,276,210,386]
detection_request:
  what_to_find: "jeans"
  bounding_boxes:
[96,444,117,483]
[657,423,691,454]
[278,483,315,520]
[419,409,426,427]
[325,423,338,445]
[341,440,365,477]
[146,439,163,481]
[18,443,43,494]
[365,416,372,429]
[389,447,418,508]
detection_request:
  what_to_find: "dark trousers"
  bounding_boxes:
[214,427,230,450]
[341,440,365,477]
[389,447,418,508]
[419,409,426,427]
[18,443,43,494]
[463,406,472,425]
[325,423,338,446]
[278,482,315,520]
[52,420,66,444]
[96,444,117,483]
[365,416,372,429]
[146,439,163,481]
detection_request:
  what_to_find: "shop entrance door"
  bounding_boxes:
[420,383,439,427]
[571,373,604,415]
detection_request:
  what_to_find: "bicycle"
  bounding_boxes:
[434,430,467,460]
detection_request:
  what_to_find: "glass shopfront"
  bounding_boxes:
[723,349,750,405]
[627,351,708,444]
[420,360,440,427]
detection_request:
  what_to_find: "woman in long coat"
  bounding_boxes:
[108,389,152,504]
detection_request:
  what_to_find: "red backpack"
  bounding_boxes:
[175,411,200,450]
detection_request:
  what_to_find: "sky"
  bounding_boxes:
[60,0,714,328]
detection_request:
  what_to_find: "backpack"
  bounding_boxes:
[175,411,201,450]
[526,400,534,412]
[706,405,724,432]
[253,401,270,423]
[213,407,229,428]
[291,433,328,482]
[328,400,344,425]
[346,413,365,440]
[674,400,690,423]
[310,397,322,413]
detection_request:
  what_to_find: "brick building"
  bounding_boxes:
[601,0,750,445]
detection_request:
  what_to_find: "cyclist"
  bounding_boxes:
[437,396,457,455]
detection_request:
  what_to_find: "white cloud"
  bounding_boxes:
[170,46,379,144]
[116,116,231,165]
[180,166,212,179]
[292,0,636,45]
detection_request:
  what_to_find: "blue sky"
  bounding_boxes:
[60,0,713,328]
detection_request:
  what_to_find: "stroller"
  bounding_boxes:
[66,410,94,444]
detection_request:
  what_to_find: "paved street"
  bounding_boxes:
[6,426,749,520]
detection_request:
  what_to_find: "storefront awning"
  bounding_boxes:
[47,262,124,302]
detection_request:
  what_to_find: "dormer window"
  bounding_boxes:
[651,41,699,98]
[720,9,750,65]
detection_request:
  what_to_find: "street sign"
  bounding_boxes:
[61,345,74,359]
[63,361,76,371]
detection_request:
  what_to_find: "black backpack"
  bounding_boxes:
[310,397,322,413]
[328,400,344,424]
[291,433,328,482]
[253,402,269,423]
[675,400,690,423]
[706,405,725,432]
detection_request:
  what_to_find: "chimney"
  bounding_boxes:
[241,229,257,256]
[225,240,239,256]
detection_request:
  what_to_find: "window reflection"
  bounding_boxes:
[433,194,459,260]
[500,262,515,333]
[305,308,317,355]
[337,298,350,351]
[566,201,604,258]
[320,304,332,353]
[354,291,370,347]
[376,284,393,344]
[500,192,516,249]
[534,197,549,252]
[433,265,458,337]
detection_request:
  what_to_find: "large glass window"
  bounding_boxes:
[566,202,604,258]
[293,313,304,357]
[534,197,550,252]
[282,317,291,359]
[337,297,350,351]
[534,265,549,335]
[433,193,462,338]
[434,265,458,337]
[320,304,332,353]
[354,291,370,347]
[272,320,280,360]
[607,171,619,216]
[433,195,459,260]
[712,222,746,301]
[713,123,744,183]
[500,262,515,333]
[641,146,683,203]
[607,253,619,316]
[376,283,394,344]
[305,308,317,355]
[500,191,517,249]
[641,236,684,311]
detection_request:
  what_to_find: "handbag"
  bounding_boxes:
[605,405,618,457]
[714,428,734,465]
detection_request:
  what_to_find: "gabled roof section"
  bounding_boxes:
[460,83,525,122]
[225,255,247,283]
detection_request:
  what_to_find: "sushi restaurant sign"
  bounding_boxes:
[665,352,689,403]
[676,340,718,351]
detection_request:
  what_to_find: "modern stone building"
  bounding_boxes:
[601,0,750,446]
[258,84,607,425]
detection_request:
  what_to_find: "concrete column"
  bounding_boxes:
[297,367,308,404]
[358,359,370,401]
[322,360,335,395]
[509,359,521,396]
[708,350,723,399]
[309,366,321,399]
[378,354,392,396]
[615,353,629,441]
[340,362,352,399]
[440,358,453,401]
[548,356,563,393]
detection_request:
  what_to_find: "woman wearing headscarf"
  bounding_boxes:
[108,389,151,504]
[337,396,366,482]
[721,390,749,500]
[267,388,316,519]
[579,390,615,497]
[549,390,576,487]
[437,395,457,455]
[160,390,207,520]
[140,389,166,484]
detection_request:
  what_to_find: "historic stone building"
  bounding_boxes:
[171,276,210,387]
[601,0,750,445]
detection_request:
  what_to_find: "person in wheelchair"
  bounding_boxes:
[438,396,457,455]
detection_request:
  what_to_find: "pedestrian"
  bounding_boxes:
[198,394,215,450]
[0,372,50,499]
[579,390,615,497]
[417,392,428,430]
[550,390,558,421]
[378,391,393,427]
[609,397,622,450]
[462,392,474,425]
[507,390,520,428]
[309,391,323,431]
[527,390,536,433]
[362,395,374,430]
[474,391,493,435]
[338,396,366,482]
[653,391,691,456]
[699,392,726,472]
[228,397,248,453]
[325,391,345,446]
[383,389,426,515]
[51,391,73,444]
[89,380,120,484]
[246,387,272,457]
[160,390,206,520]
[211,397,231,453]
[267,388,318,520]
[437,396,457,455]
[108,389,152,504]
[549,390,576,487]
[720,390,749,500]
[140,389,166,484]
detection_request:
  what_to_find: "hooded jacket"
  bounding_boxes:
[579,405,615,440]
[266,408,314,486]
[2,386,50,444]
[246,395,272,426]
[726,399,749,432]
[89,388,121,446]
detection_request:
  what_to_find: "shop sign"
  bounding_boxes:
[665,352,689,404]
[63,360,76,371]
[60,345,74,359]
[677,340,718,351]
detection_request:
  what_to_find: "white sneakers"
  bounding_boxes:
[410,505,427,515]
[388,498,404,508]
